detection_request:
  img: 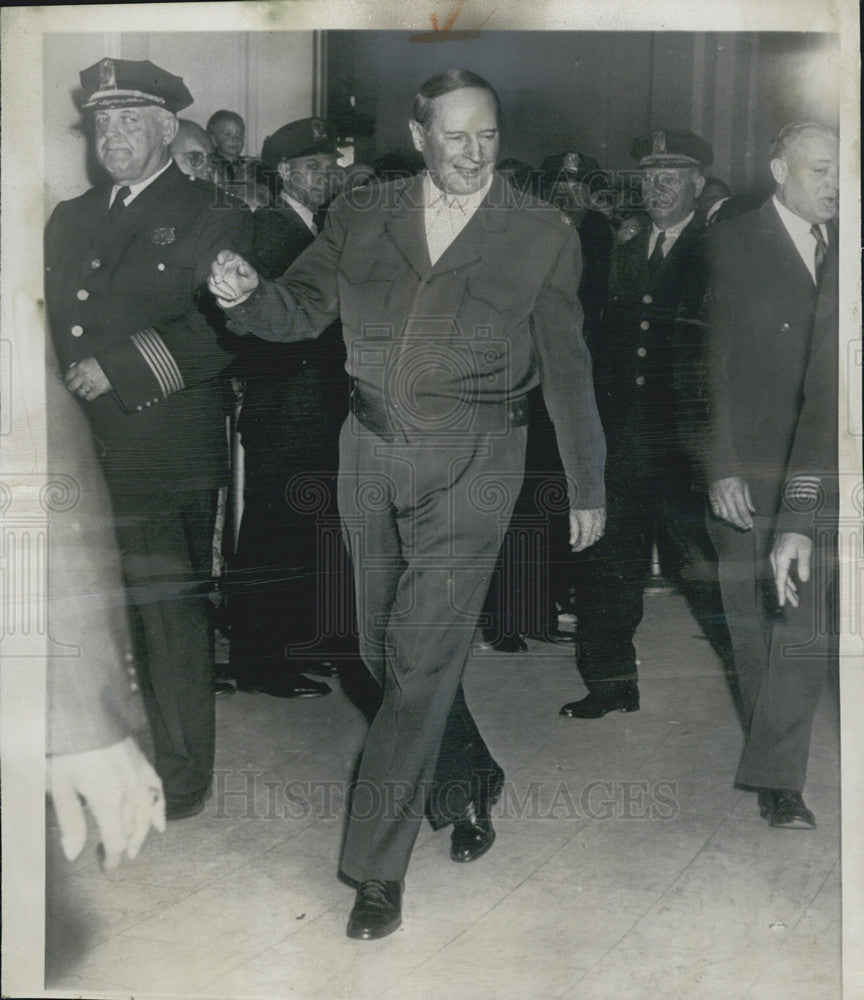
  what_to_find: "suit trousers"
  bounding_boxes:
[337,414,523,882]
[570,446,703,693]
[111,488,218,799]
[709,516,836,791]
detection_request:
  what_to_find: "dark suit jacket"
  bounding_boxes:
[44,161,252,492]
[774,246,839,536]
[230,172,606,510]
[706,198,838,518]
[595,216,708,472]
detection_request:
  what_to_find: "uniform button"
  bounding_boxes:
[637,347,647,357]
[71,325,84,337]
[76,289,90,301]
[781,323,790,331]
[640,320,650,331]
[90,259,101,269]
[145,401,152,407]
[643,294,653,305]
[301,359,307,365]
[136,405,144,411]
[157,263,166,271]
[127,666,136,677]
[635,375,645,386]
[129,682,139,692]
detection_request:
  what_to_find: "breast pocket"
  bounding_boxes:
[458,276,532,336]
[337,256,402,334]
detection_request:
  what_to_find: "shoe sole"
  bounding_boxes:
[346,916,402,940]
[560,704,639,719]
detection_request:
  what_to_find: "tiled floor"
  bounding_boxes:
[45,591,841,1000]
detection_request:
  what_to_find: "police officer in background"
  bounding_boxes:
[44,58,252,820]
[562,129,712,719]
[228,118,349,698]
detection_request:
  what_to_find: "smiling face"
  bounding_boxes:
[93,106,176,184]
[772,130,839,225]
[209,118,245,161]
[409,87,499,196]
[641,166,705,229]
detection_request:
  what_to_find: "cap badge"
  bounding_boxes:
[563,152,581,173]
[311,117,327,141]
[98,58,117,91]
[651,130,667,155]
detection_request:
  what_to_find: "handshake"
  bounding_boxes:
[208,250,261,308]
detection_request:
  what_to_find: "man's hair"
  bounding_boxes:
[207,109,245,132]
[769,121,837,162]
[172,118,213,151]
[411,69,501,128]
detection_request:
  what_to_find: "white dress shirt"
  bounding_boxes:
[423,172,494,266]
[109,158,174,209]
[647,210,695,258]
[772,195,828,284]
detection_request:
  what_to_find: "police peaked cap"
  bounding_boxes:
[260,118,339,171]
[632,129,713,168]
[80,58,193,113]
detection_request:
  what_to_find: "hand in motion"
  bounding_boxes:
[64,357,112,401]
[770,531,812,608]
[709,475,755,530]
[48,736,166,870]
[208,250,260,308]
[569,507,606,552]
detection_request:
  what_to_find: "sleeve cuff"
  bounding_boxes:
[96,327,184,414]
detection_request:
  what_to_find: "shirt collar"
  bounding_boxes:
[279,191,317,233]
[111,158,173,207]
[772,194,827,241]
[423,171,493,214]
[651,210,695,243]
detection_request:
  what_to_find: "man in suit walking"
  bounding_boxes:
[706,121,839,828]
[228,118,346,698]
[209,69,606,939]
[44,58,252,821]
[562,129,713,719]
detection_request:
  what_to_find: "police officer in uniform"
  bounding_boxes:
[44,58,252,820]
[229,118,348,697]
[562,129,712,719]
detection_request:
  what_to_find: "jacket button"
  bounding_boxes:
[635,375,645,386]
[640,320,650,331]
[157,263,166,271]
[642,294,653,305]
[76,289,90,301]
[71,325,84,337]
[637,347,647,357]
[781,323,790,331]
[136,405,144,411]
[91,259,101,269]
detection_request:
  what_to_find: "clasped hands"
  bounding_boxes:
[208,250,260,308]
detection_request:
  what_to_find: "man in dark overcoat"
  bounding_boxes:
[705,121,839,828]
[44,58,252,820]
[562,129,712,719]
[228,118,347,698]
[208,69,606,939]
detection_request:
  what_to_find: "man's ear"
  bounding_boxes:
[693,171,706,199]
[769,157,788,186]
[162,115,179,146]
[277,161,292,183]
[409,119,425,154]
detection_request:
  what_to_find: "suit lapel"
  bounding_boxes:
[759,199,816,288]
[383,174,430,277]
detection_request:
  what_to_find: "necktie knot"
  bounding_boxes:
[810,224,827,281]
[110,186,131,222]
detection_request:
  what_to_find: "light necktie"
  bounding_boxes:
[109,186,130,223]
[810,224,827,282]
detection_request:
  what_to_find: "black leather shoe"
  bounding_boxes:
[165,792,207,822]
[481,632,528,653]
[757,788,816,829]
[450,770,504,863]
[214,679,236,696]
[299,660,340,678]
[560,683,639,719]
[346,880,403,940]
[236,675,331,698]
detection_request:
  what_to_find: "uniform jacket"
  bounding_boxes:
[706,198,838,518]
[595,216,708,468]
[44,161,252,492]
[229,172,606,510]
